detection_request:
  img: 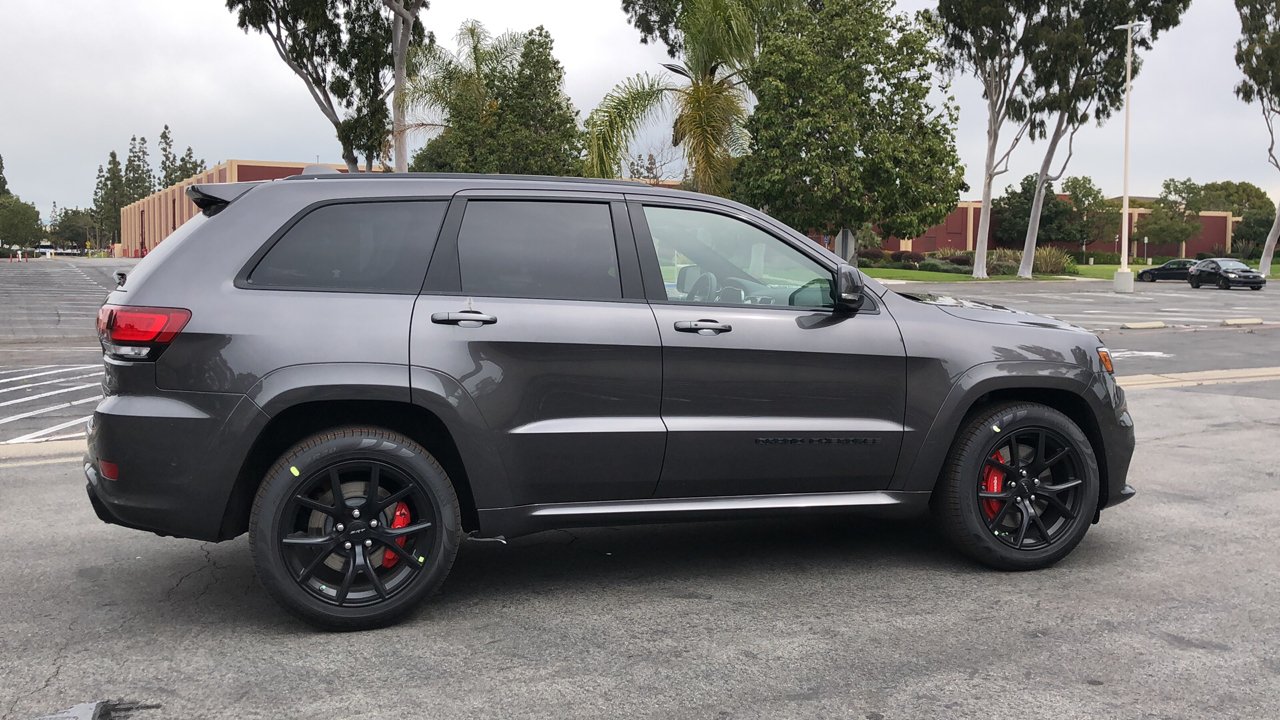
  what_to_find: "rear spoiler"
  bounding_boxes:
[186,182,258,217]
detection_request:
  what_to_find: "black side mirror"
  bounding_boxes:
[833,263,864,312]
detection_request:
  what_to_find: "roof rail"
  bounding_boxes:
[280,171,648,187]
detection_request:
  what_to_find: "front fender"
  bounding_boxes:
[891,360,1107,493]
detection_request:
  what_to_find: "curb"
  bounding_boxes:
[0,438,85,462]
[1120,321,1167,330]
[1221,318,1263,326]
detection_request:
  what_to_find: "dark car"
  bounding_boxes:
[86,172,1135,629]
[1137,258,1195,282]
[1187,258,1266,290]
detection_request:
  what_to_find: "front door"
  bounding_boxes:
[410,195,664,506]
[630,200,907,498]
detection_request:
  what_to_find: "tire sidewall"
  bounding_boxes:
[948,405,1100,570]
[250,429,461,629]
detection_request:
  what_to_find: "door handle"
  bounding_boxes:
[431,310,497,326]
[674,319,732,335]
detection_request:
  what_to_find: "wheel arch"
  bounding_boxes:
[218,399,481,540]
[896,362,1111,508]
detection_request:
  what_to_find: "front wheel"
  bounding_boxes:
[249,426,462,630]
[1250,285,1263,290]
[1139,272,1153,282]
[1219,277,1231,290]
[931,402,1100,570]
[1190,278,1201,288]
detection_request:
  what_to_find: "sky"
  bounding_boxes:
[0,0,1274,221]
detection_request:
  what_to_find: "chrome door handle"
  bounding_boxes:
[674,319,731,335]
[431,311,497,326]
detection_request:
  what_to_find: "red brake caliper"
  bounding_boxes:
[381,501,411,569]
[981,452,1004,520]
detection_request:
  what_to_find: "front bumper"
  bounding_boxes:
[1225,277,1266,288]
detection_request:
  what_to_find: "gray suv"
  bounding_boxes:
[86,173,1135,629]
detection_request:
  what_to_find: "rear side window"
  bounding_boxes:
[248,201,447,293]
[457,201,621,301]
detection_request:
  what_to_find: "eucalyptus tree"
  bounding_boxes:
[931,1,1045,278]
[1012,0,1188,278]
[1235,0,1280,276]
[586,0,775,195]
[383,1,430,172]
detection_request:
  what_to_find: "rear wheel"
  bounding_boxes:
[931,402,1099,570]
[249,426,462,630]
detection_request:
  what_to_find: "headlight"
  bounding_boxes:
[1225,272,1238,278]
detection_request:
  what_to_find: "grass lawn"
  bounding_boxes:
[861,268,1071,283]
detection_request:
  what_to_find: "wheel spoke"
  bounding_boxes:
[282,533,335,547]
[382,520,433,538]
[364,465,381,508]
[295,495,338,516]
[1040,492,1076,519]
[357,545,388,600]
[1035,431,1047,466]
[295,539,339,583]
[1030,508,1052,544]
[334,549,358,605]
[376,537,423,569]
[1041,478,1082,493]
[978,490,1013,499]
[987,498,1015,529]
[329,468,345,510]
[1013,502,1030,547]
[376,484,412,512]
[984,456,1015,474]
[1042,447,1070,469]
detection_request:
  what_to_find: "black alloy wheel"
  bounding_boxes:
[932,402,1099,570]
[250,427,461,630]
[1219,276,1231,290]
[1190,277,1201,288]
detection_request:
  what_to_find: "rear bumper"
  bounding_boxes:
[84,390,268,541]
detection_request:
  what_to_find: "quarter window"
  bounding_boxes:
[643,206,833,309]
[248,201,446,293]
[457,201,621,301]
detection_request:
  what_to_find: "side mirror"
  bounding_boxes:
[676,264,701,293]
[833,263,865,312]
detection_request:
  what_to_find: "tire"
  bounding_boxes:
[930,402,1100,571]
[1250,285,1263,291]
[249,426,462,630]
[1139,272,1153,282]
[1219,277,1231,290]
[1190,278,1200,288]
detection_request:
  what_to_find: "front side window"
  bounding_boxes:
[643,206,833,309]
[248,201,446,293]
[457,201,621,301]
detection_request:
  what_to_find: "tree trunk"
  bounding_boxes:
[392,20,409,173]
[341,144,359,174]
[1018,114,1068,278]
[1259,200,1280,278]
[973,137,997,279]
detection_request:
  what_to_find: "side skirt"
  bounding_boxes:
[477,491,931,540]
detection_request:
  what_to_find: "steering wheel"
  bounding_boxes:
[687,272,720,303]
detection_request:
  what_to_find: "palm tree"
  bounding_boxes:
[401,20,528,136]
[585,0,762,195]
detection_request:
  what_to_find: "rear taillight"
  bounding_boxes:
[97,304,191,360]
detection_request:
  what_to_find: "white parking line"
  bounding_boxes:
[0,395,100,426]
[0,373,101,395]
[0,365,99,384]
[0,383,100,408]
[4,416,92,444]
[0,365,54,376]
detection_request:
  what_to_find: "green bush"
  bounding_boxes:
[918,260,969,274]
[1070,250,1121,264]
[987,260,1018,276]
[929,247,968,260]
[947,254,974,267]
[860,248,886,261]
[1032,246,1077,275]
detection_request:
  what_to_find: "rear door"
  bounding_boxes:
[630,198,907,498]
[409,191,664,506]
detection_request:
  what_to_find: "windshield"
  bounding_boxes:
[1219,260,1250,270]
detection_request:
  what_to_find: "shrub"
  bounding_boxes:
[1195,252,1213,260]
[1032,246,1077,275]
[1070,250,1121,264]
[987,247,1023,267]
[859,248,885,261]
[930,247,967,260]
[918,259,947,273]
[987,260,1019,276]
[946,254,974,267]
[901,251,926,263]
[890,250,907,262]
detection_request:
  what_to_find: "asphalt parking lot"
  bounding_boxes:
[2,264,1279,719]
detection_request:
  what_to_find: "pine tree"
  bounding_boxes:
[92,151,127,245]
[158,125,179,188]
[0,153,9,197]
[123,136,154,202]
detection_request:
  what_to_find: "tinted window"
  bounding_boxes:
[643,206,833,309]
[458,201,621,301]
[249,201,446,293]
[1219,260,1250,270]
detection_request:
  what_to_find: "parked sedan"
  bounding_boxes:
[1187,258,1266,290]
[1137,258,1195,282]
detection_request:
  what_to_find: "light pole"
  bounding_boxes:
[1114,20,1147,293]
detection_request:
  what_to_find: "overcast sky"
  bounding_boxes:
[0,0,1273,220]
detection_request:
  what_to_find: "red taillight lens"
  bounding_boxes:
[98,305,191,344]
[99,461,119,481]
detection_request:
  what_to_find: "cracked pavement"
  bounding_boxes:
[2,377,1280,718]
